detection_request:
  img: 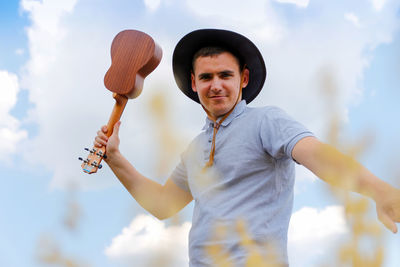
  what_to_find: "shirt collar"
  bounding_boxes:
[202,100,247,130]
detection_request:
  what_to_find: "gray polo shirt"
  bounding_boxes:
[171,100,314,266]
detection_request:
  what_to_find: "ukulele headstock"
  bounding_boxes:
[79,146,106,174]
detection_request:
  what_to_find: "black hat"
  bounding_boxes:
[172,29,266,104]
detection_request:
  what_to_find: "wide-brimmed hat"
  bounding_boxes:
[172,29,266,104]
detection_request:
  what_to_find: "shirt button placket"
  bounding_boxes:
[204,125,213,161]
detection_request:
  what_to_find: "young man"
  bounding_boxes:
[95,29,400,266]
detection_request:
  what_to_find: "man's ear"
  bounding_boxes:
[242,68,250,88]
[191,72,197,92]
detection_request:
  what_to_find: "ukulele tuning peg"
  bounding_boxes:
[96,150,106,159]
[90,161,103,169]
[84,147,97,154]
[78,157,89,164]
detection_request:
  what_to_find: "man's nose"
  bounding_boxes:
[210,77,222,91]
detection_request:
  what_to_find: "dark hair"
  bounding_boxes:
[191,46,244,72]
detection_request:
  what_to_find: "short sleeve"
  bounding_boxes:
[170,155,191,193]
[260,107,314,160]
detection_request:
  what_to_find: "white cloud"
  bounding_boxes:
[105,214,190,266]
[288,206,348,266]
[144,0,161,11]
[0,71,18,114]
[19,0,116,189]
[345,12,361,28]
[371,0,386,11]
[274,0,309,8]
[186,0,268,25]
[185,0,285,43]
[21,0,78,77]
[0,71,28,162]
[15,49,25,55]
[21,0,78,45]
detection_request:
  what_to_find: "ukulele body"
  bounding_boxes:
[104,30,162,99]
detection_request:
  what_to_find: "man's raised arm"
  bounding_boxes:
[94,121,193,220]
[292,136,400,233]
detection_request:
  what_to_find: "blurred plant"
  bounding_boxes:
[204,220,281,267]
[318,67,384,267]
[36,234,88,267]
[148,90,187,177]
[63,184,82,231]
[36,183,87,266]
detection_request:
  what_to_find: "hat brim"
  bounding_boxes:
[172,29,266,104]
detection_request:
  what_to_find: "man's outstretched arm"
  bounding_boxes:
[95,121,193,220]
[292,136,400,233]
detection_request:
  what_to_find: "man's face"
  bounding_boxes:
[191,52,249,119]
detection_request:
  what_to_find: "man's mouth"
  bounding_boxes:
[209,95,226,99]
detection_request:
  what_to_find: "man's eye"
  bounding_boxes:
[199,75,211,80]
[220,73,233,78]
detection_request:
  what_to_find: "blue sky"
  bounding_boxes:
[0,0,399,266]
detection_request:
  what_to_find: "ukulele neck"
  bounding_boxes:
[106,93,128,137]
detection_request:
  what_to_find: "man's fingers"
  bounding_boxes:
[379,212,398,234]
[94,126,109,148]
[97,128,109,139]
[94,136,107,147]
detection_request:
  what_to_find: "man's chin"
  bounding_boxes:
[199,102,234,118]
[209,108,231,118]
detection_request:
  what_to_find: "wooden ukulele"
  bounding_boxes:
[79,30,162,174]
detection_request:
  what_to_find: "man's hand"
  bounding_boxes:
[94,121,121,159]
[375,186,400,233]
